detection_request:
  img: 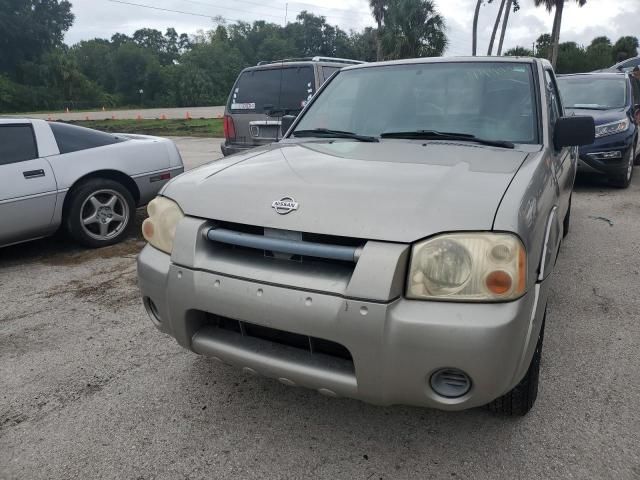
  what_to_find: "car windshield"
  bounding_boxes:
[557,76,627,110]
[293,62,539,144]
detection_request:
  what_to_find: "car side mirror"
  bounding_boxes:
[281,115,297,135]
[554,116,595,149]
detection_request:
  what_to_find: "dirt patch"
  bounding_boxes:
[43,263,140,311]
[41,239,145,267]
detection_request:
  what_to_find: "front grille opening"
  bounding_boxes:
[210,220,364,267]
[205,313,353,362]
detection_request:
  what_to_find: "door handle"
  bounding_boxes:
[23,169,45,179]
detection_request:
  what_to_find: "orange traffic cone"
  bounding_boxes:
[161,114,167,120]
[136,114,142,121]
[185,111,192,120]
[111,114,116,120]
[85,115,90,121]
[47,115,52,121]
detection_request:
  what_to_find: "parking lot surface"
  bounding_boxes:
[1,141,638,479]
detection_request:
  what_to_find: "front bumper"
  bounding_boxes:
[577,131,635,175]
[137,239,549,411]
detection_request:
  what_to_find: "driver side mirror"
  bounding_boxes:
[281,115,297,135]
[554,116,595,149]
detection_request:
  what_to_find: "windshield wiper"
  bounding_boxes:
[292,128,379,143]
[380,130,515,149]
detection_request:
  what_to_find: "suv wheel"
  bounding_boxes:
[487,309,546,416]
[64,178,136,248]
[610,146,635,188]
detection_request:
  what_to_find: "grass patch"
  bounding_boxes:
[66,118,223,138]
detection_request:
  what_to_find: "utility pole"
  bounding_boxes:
[284,3,288,25]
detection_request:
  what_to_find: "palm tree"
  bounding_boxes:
[472,0,482,56]
[534,0,587,67]
[487,0,507,55]
[381,0,447,59]
[496,0,514,55]
[369,0,387,60]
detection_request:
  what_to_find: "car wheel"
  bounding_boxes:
[610,148,634,188]
[562,196,571,238]
[487,309,546,416]
[64,178,136,248]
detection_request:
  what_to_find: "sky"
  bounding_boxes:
[65,0,640,56]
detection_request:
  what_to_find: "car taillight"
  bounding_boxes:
[223,115,236,141]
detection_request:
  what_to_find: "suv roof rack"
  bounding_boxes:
[257,56,365,66]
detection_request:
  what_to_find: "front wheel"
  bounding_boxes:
[610,146,635,188]
[487,310,546,416]
[64,178,136,248]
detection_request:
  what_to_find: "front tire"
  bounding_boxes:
[610,145,635,188]
[487,310,546,416]
[64,178,136,248]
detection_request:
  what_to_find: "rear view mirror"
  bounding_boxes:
[554,116,595,149]
[281,115,297,135]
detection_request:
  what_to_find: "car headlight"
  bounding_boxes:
[142,196,184,254]
[595,118,629,138]
[407,233,526,302]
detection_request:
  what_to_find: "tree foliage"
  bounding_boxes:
[1,0,449,112]
[506,34,640,74]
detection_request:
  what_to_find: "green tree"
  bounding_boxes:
[612,36,639,63]
[533,0,587,68]
[535,33,553,59]
[369,0,388,60]
[0,0,74,77]
[381,0,447,59]
[585,36,612,70]
[504,46,533,56]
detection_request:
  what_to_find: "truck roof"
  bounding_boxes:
[342,56,552,72]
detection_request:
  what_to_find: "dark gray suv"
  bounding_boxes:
[221,57,363,156]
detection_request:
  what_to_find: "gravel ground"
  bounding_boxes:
[1,144,638,479]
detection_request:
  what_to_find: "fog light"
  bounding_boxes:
[430,368,471,398]
[588,151,622,160]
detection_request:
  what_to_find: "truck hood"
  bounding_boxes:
[164,140,529,243]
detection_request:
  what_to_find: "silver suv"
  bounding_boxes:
[139,57,595,416]
[221,57,363,156]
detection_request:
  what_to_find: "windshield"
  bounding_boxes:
[293,62,539,144]
[230,66,314,114]
[557,76,627,110]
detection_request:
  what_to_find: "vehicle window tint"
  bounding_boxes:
[231,66,315,114]
[557,76,627,109]
[48,122,125,154]
[0,125,38,165]
[630,77,640,105]
[545,70,562,129]
[322,66,340,82]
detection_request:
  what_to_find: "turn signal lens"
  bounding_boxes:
[407,233,527,302]
[142,196,184,254]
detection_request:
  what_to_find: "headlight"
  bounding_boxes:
[595,118,629,138]
[407,233,526,302]
[142,196,184,254]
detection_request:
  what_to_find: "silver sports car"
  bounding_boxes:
[137,57,595,415]
[0,118,184,248]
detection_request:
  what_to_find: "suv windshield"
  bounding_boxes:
[557,76,627,110]
[293,62,539,144]
[230,66,315,114]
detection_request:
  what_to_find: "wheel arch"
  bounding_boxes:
[61,170,140,219]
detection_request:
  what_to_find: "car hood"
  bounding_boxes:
[565,107,626,125]
[164,140,530,243]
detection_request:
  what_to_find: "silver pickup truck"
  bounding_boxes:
[137,57,594,416]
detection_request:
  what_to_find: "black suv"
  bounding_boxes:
[221,57,364,156]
